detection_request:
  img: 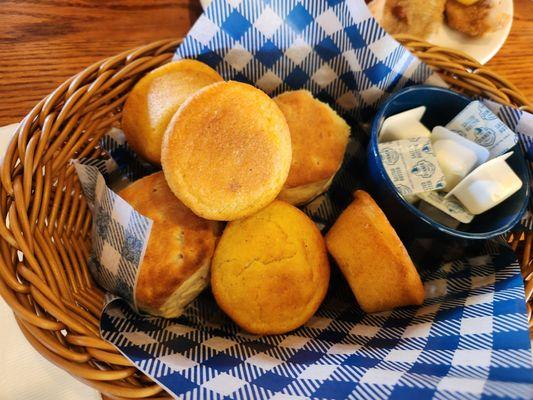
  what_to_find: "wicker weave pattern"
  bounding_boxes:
[0,37,530,399]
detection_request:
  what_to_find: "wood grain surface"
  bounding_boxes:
[486,0,533,97]
[0,0,202,126]
[0,2,530,399]
[0,0,532,127]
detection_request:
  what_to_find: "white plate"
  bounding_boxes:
[427,0,513,65]
[200,0,212,10]
[198,0,513,65]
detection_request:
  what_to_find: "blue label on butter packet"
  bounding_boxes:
[447,101,518,158]
[378,137,446,195]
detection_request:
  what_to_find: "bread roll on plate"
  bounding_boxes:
[326,190,424,313]
[122,60,223,165]
[162,81,292,221]
[211,200,330,335]
[274,90,350,205]
[118,172,221,318]
[445,0,510,37]
[369,0,446,38]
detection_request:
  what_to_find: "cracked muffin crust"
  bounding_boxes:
[211,200,330,335]
[274,90,350,206]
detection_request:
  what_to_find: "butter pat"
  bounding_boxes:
[432,126,490,165]
[446,101,518,158]
[378,137,447,196]
[380,106,430,142]
[446,152,522,215]
[431,126,490,191]
[433,140,477,192]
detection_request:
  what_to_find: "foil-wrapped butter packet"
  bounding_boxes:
[417,191,474,224]
[378,137,446,196]
[446,100,518,158]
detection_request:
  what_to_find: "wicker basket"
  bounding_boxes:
[0,36,531,399]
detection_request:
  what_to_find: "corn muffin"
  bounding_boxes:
[211,200,330,334]
[122,60,223,164]
[274,90,350,205]
[162,81,292,221]
[325,190,424,313]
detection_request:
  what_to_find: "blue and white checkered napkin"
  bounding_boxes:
[73,0,533,398]
[102,247,533,399]
[74,128,158,308]
[176,0,441,120]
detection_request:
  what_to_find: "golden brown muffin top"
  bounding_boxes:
[211,200,330,335]
[161,81,292,221]
[274,90,349,188]
[122,60,223,164]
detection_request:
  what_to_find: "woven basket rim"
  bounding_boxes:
[0,36,530,399]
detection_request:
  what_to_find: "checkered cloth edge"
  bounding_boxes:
[101,245,533,400]
[74,161,152,309]
[174,0,438,121]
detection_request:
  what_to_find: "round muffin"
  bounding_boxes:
[118,172,221,318]
[211,200,330,334]
[122,60,223,165]
[161,81,292,221]
[274,90,350,205]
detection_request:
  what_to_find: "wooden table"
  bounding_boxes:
[0,2,531,399]
[0,0,532,127]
